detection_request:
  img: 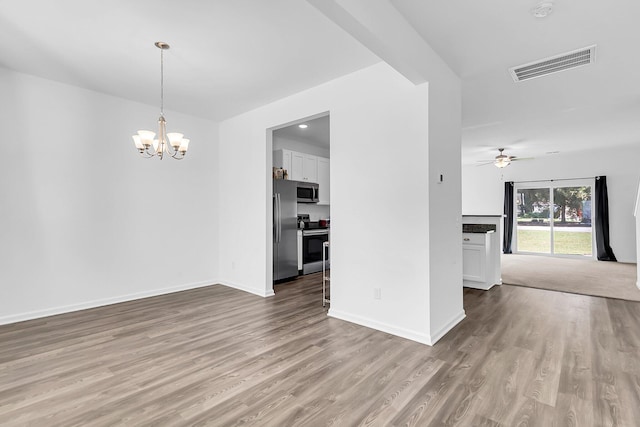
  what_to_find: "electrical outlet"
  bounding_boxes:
[374,288,381,300]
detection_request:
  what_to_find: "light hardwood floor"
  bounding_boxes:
[1,274,639,426]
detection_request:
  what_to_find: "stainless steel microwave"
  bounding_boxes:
[296,181,319,203]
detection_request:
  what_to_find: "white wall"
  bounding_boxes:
[218,62,462,344]
[273,136,330,158]
[427,63,465,342]
[0,56,463,345]
[0,67,219,324]
[635,179,640,287]
[462,145,640,262]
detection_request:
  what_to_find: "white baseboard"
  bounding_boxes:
[328,308,434,345]
[463,280,497,291]
[218,280,275,298]
[429,310,467,344]
[0,279,216,326]
[328,308,466,346]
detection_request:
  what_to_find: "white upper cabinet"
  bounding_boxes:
[274,149,329,203]
[273,149,292,177]
[291,151,304,181]
[302,154,318,183]
[274,149,323,184]
[317,157,330,205]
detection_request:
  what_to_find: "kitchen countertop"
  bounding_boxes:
[462,224,497,233]
[300,221,329,230]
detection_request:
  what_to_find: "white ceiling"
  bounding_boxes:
[0,0,378,121]
[2,0,639,161]
[392,0,640,163]
[273,115,330,149]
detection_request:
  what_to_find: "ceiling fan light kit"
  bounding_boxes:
[476,148,535,168]
[494,157,511,168]
[492,148,511,168]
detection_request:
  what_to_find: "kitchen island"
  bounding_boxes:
[462,215,502,290]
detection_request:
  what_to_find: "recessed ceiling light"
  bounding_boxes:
[531,2,554,18]
[298,124,308,129]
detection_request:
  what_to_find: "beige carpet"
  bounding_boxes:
[501,254,640,302]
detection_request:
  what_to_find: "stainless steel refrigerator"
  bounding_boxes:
[273,179,298,281]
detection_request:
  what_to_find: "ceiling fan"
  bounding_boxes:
[476,148,534,168]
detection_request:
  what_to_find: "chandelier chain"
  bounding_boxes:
[160,46,164,116]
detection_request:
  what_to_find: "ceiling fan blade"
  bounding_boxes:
[475,161,496,166]
[510,157,535,161]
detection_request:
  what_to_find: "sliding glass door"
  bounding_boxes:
[552,186,592,256]
[515,180,594,257]
[516,187,551,253]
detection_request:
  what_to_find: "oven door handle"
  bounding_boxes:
[302,229,329,236]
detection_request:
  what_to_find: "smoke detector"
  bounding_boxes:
[531,2,554,18]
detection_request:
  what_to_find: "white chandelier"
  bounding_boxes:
[132,42,190,160]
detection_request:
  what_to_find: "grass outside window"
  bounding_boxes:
[517,229,592,256]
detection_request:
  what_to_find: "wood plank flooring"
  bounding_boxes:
[1,274,639,426]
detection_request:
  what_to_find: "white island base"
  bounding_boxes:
[462,215,503,290]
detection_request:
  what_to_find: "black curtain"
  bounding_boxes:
[503,181,514,254]
[594,176,617,261]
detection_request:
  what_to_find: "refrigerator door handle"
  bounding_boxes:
[275,193,279,243]
[278,193,282,243]
[273,194,277,242]
[277,193,282,243]
[279,193,283,242]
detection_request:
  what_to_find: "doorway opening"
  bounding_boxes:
[268,112,331,297]
[514,179,594,258]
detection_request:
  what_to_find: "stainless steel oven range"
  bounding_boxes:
[302,228,329,275]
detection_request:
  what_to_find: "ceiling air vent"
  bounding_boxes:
[509,45,596,82]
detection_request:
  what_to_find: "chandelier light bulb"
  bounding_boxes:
[132,135,144,149]
[178,139,190,153]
